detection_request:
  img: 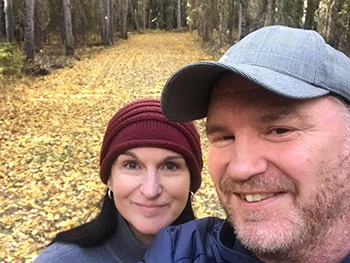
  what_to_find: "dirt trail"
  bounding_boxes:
[0,33,224,263]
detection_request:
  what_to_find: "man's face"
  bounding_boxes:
[206,74,350,259]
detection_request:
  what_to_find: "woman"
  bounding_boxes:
[33,99,203,263]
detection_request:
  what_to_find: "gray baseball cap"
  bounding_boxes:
[161,25,350,122]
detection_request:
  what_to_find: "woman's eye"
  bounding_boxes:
[124,161,139,170]
[164,162,179,170]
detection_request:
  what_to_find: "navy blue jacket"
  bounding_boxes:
[140,217,350,263]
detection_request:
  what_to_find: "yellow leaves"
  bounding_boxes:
[57,217,80,231]
[0,32,218,263]
[175,44,185,52]
[58,206,67,214]
[0,251,6,259]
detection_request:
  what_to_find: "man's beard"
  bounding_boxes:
[218,149,350,262]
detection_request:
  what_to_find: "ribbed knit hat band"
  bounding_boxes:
[100,99,203,193]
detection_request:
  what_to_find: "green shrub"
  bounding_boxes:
[0,42,24,76]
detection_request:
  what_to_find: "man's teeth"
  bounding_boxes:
[240,193,275,202]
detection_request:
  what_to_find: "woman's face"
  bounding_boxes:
[108,147,191,245]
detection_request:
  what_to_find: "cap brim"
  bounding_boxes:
[161,61,329,122]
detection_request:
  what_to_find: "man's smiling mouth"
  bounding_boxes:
[239,193,276,202]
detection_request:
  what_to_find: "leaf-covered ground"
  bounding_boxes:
[0,32,225,263]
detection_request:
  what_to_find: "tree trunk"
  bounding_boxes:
[77,0,88,46]
[176,0,181,29]
[186,0,195,32]
[164,0,175,30]
[34,0,43,52]
[24,0,35,60]
[303,0,320,30]
[227,0,238,43]
[265,0,276,26]
[0,0,5,39]
[4,0,14,42]
[103,0,111,44]
[325,0,345,49]
[142,0,146,32]
[63,0,74,55]
[129,0,139,32]
[121,0,128,39]
[238,0,249,40]
[218,0,229,46]
[110,0,114,44]
[252,0,267,31]
[99,0,105,42]
[346,2,350,55]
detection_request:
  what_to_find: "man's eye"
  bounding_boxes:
[220,136,235,141]
[266,127,294,136]
[273,128,291,134]
[125,161,139,169]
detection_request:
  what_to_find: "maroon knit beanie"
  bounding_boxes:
[100,99,203,193]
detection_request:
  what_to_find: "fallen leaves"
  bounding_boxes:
[0,32,224,263]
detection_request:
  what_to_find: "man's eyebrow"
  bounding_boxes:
[206,107,307,134]
[206,123,230,135]
[255,108,305,125]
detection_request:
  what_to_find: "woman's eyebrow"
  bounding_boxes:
[163,155,185,161]
[120,151,138,158]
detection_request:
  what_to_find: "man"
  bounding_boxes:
[141,26,350,263]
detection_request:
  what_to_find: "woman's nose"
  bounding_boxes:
[139,169,162,198]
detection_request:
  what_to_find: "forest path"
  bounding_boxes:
[0,33,224,263]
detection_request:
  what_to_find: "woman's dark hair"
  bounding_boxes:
[51,191,195,248]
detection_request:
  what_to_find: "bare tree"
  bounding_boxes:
[176,0,181,29]
[4,0,14,42]
[227,0,239,43]
[103,0,111,44]
[110,0,114,44]
[129,0,140,32]
[141,0,146,32]
[265,0,276,26]
[121,0,128,39]
[164,0,175,30]
[303,0,320,29]
[238,0,250,40]
[346,3,350,55]
[251,0,267,30]
[100,0,113,44]
[24,0,35,60]
[0,0,5,39]
[319,0,346,49]
[99,0,105,42]
[34,0,43,52]
[218,0,229,45]
[63,0,74,55]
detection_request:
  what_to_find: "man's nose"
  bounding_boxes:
[226,137,268,181]
[139,169,162,198]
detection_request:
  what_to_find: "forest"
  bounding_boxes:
[0,0,350,76]
[1,1,350,262]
